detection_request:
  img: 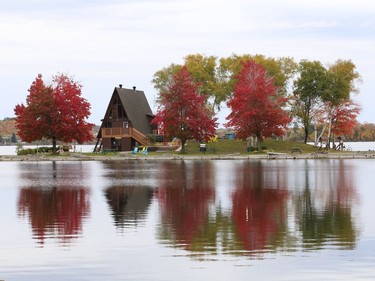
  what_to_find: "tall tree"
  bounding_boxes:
[152,66,217,153]
[321,60,361,147]
[152,54,221,106]
[218,54,297,98]
[292,60,328,143]
[226,61,291,151]
[152,53,297,111]
[14,74,94,153]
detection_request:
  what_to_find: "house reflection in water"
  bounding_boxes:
[101,160,155,229]
[104,185,154,229]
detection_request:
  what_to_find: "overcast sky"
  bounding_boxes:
[1,0,374,126]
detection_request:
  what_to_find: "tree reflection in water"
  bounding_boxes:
[155,160,358,258]
[17,162,90,246]
[295,160,358,250]
[231,161,289,254]
[15,159,359,257]
[157,161,215,253]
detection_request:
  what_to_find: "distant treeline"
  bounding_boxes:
[285,122,375,142]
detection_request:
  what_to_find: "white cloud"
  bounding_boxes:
[1,0,374,124]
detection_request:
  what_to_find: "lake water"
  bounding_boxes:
[0,144,95,155]
[1,159,375,281]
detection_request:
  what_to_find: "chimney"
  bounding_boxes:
[133,86,136,91]
[119,84,123,89]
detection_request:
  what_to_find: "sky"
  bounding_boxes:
[1,0,374,127]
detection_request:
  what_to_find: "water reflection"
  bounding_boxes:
[231,161,289,254]
[157,161,216,252]
[155,160,358,258]
[295,160,358,250]
[14,159,359,257]
[102,161,155,229]
[17,162,90,246]
[2,159,368,280]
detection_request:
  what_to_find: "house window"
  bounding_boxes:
[123,121,129,128]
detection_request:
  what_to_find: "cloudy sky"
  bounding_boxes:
[1,0,374,126]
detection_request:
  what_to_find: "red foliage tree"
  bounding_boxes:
[330,99,361,137]
[152,66,217,153]
[14,74,94,152]
[226,61,291,151]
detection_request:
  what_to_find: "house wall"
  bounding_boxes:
[102,138,112,150]
[121,137,132,151]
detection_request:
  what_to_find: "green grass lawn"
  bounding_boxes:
[182,138,321,155]
[22,139,333,157]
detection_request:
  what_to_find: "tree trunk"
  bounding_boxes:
[316,122,327,146]
[326,107,334,149]
[314,124,318,146]
[256,135,262,152]
[52,137,57,154]
[180,139,187,154]
[304,126,309,144]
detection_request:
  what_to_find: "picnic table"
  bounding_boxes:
[290,147,302,154]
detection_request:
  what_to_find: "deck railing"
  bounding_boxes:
[101,127,150,146]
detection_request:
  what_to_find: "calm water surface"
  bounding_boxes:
[1,159,375,281]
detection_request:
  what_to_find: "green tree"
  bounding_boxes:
[11,132,17,143]
[292,60,328,143]
[322,60,361,146]
[152,53,297,112]
[152,54,220,105]
[218,54,297,98]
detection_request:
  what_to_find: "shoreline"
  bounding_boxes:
[1,151,375,161]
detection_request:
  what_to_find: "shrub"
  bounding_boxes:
[17,146,53,155]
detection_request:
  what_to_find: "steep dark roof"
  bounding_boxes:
[116,87,154,135]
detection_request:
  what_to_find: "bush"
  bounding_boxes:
[147,134,164,144]
[17,146,53,155]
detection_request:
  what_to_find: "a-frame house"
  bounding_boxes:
[94,85,156,152]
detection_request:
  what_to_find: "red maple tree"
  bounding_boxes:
[152,66,217,153]
[226,61,291,150]
[330,99,361,137]
[14,74,94,152]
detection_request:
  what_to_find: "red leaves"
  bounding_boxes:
[331,100,361,136]
[226,61,291,142]
[14,73,94,145]
[152,66,217,149]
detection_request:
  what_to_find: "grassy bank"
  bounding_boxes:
[182,139,320,155]
[12,139,342,159]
